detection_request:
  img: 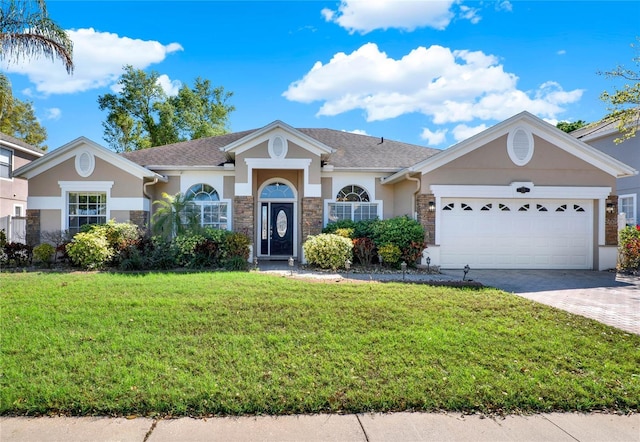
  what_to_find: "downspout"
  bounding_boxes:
[405,174,421,220]
[143,177,160,230]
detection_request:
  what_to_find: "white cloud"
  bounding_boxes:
[557,49,566,55]
[44,108,62,120]
[2,28,183,95]
[156,74,182,96]
[322,0,457,33]
[283,43,583,124]
[497,1,513,12]
[459,6,481,25]
[344,129,369,135]
[451,123,487,141]
[420,127,447,145]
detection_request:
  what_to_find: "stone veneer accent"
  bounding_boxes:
[605,195,618,246]
[301,197,323,242]
[26,209,40,246]
[129,210,149,232]
[416,194,435,244]
[234,196,254,240]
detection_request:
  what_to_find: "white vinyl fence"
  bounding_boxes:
[0,215,26,244]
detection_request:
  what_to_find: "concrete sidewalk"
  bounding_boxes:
[2,412,639,442]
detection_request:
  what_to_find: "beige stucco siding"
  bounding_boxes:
[388,179,415,218]
[110,210,130,223]
[422,135,615,189]
[40,209,62,233]
[29,157,145,197]
[223,176,235,200]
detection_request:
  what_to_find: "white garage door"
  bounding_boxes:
[439,198,593,269]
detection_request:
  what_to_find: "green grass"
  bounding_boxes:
[1,271,639,417]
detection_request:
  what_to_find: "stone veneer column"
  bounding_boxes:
[129,210,149,232]
[605,195,618,246]
[416,194,435,244]
[234,196,254,240]
[301,197,323,242]
[26,209,41,246]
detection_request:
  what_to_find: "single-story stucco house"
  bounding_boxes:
[14,111,637,270]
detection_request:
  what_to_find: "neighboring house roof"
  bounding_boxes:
[383,111,637,184]
[0,132,45,158]
[122,122,440,170]
[13,136,165,181]
[570,110,640,142]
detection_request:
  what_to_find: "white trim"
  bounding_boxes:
[268,135,288,159]
[13,137,163,181]
[0,146,13,181]
[507,126,534,166]
[221,121,335,156]
[619,193,637,225]
[109,197,150,212]
[430,183,612,200]
[0,138,44,158]
[257,178,298,258]
[59,181,113,231]
[74,149,95,177]
[27,196,62,210]
[13,203,24,217]
[381,111,637,184]
[238,158,320,197]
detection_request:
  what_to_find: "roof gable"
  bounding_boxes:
[13,137,164,181]
[0,132,45,158]
[383,111,637,184]
[220,120,336,157]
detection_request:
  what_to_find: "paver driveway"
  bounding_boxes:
[440,269,640,335]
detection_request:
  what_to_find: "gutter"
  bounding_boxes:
[405,174,421,220]
[143,176,167,200]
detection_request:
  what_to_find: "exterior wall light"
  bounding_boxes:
[428,201,435,212]
[606,202,616,214]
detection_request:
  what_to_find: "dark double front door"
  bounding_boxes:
[260,202,294,256]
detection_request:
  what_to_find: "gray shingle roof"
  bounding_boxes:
[0,132,44,155]
[121,127,439,170]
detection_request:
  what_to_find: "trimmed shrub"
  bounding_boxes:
[371,216,425,253]
[323,219,376,239]
[33,243,56,266]
[618,225,640,272]
[303,233,353,270]
[378,243,402,268]
[66,232,113,270]
[401,240,427,267]
[352,237,376,265]
[334,227,354,239]
[3,242,32,266]
[224,232,251,262]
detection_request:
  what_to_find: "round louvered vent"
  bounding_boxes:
[507,127,534,166]
[268,135,288,159]
[75,150,95,177]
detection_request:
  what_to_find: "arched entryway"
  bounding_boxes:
[257,179,297,258]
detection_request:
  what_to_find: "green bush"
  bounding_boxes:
[618,225,640,272]
[33,243,55,266]
[334,227,354,239]
[352,237,376,265]
[148,236,178,270]
[371,216,425,252]
[378,243,402,268]
[303,233,353,270]
[323,219,376,239]
[2,242,32,267]
[224,231,251,262]
[66,232,113,270]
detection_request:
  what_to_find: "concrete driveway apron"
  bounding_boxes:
[440,269,640,335]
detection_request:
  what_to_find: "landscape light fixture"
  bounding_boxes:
[426,256,431,273]
[253,256,258,270]
[288,257,294,275]
[401,261,407,280]
[345,259,351,273]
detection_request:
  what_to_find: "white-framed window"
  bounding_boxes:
[0,147,13,179]
[619,194,637,226]
[68,192,107,234]
[185,183,228,230]
[328,185,379,223]
[13,204,23,217]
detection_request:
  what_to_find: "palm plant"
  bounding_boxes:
[0,0,74,74]
[151,192,199,239]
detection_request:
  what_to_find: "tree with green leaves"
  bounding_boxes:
[98,65,235,152]
[599,39,639,143]
[0,96,47,149]
[556,120,587,133]
[151,192,199,239]
[0,0,73,147]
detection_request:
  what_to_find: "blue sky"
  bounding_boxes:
[3,0,639,151]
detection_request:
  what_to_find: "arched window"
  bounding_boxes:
[328,185,378,223]
[260,182,294,199]
[185,184,228,230]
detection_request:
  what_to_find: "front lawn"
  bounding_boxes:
[1,272,638,416]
